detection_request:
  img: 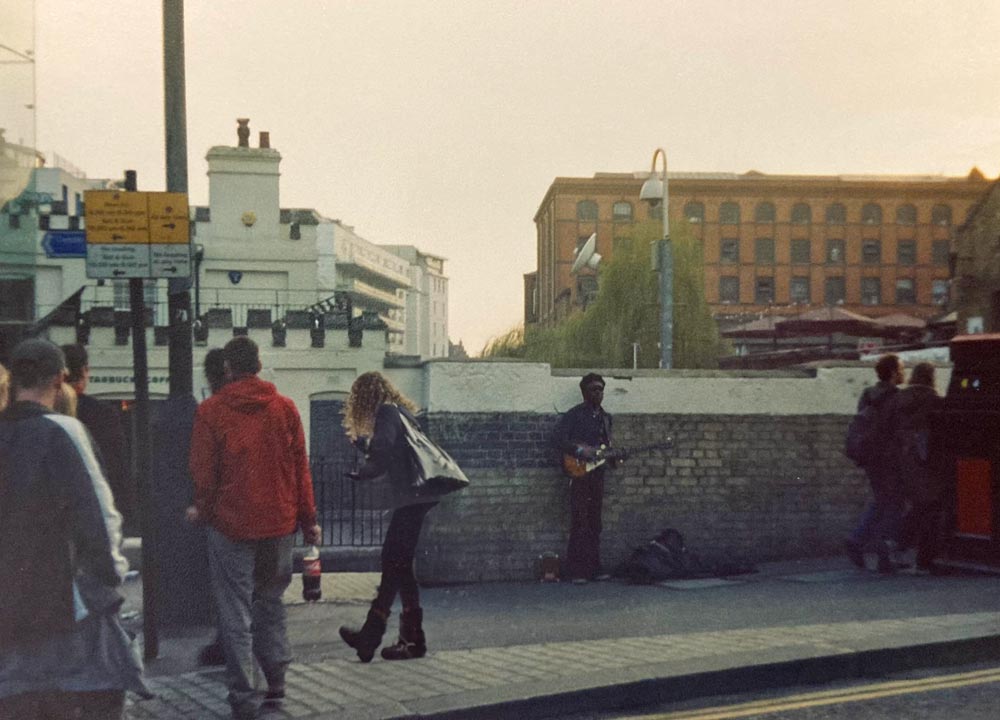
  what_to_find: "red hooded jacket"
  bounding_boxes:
[189,375,317,540]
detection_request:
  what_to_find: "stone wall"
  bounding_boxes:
[416,410,866,583]
[413,361,952,583]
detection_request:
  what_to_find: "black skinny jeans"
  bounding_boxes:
[373,502,436,614]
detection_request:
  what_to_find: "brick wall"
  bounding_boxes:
[416,411,866,583]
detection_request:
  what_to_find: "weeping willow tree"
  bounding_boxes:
[483,219,729,368]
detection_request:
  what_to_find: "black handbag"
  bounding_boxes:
[397,411,469,495]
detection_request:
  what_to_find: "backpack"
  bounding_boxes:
[844,396,886,467]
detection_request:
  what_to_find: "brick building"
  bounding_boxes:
[527,169,992,328]
[953,179,1000,334]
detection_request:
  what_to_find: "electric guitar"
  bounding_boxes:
[561,439,674,479]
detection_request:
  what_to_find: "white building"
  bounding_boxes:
[382,245,449,358]
[1,123,449,360]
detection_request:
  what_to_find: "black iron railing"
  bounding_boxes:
[301,458,385,547]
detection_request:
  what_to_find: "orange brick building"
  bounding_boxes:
[527,169,991,328]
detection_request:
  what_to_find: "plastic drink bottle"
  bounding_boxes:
[302,545,322,602]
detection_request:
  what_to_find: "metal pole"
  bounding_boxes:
[653,148,674,369]
[163,0,193,397]
[124,170,159,660]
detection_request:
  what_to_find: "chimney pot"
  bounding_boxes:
[236,118,250,148]
[259,131,270,149]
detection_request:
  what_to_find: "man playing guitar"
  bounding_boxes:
[552,373,616,584]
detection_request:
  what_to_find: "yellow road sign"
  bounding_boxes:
[84,190,150,244]
[148,192,190,244]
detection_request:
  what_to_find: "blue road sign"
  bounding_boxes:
[42,230,87,258]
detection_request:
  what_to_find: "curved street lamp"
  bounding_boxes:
[639,147,673,369]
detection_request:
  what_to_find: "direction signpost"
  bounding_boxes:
[83,190,191,280]
[41,230,87,258]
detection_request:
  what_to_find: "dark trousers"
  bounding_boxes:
[850,465,904,552]
[898,498,944,567]
[567,471,604,580]
[373,502,436,614]
[0,690,124,720]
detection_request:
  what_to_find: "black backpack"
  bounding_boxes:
[845,404,879,466]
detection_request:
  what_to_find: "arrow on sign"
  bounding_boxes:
[161,223,176,230]
[113,270,126,276]
[163,266,177,273]
[112,234,125,241]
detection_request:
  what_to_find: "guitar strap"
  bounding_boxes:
[600,411,611,446]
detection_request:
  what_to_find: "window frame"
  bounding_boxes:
[895,278,916,305]
[824,276,846,305]
[826,239,845,264]
[719,202,741,225]
[754,237,776,265]
[720,238,740,264]
[684,201,704,224]
[576,200,599,222]
[931,204,952,226]
[754,202,776,223]
[861,203,883,225]
[612,201,633,223]
[791,238,811,264]
[719,276,740,303]
[791,203,812,224]
[825,203,846,225]
[861,239,881,264]
[754,276,775,305]
[861,277,882,306]
[932,239,950,266]
[897,240,916,266]
[790,276,811,304]
[896,204,917,225]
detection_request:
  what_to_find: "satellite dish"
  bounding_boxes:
[571,233,602,274]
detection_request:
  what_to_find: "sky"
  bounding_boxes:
[4,1,1000,353]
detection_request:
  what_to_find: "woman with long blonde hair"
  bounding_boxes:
[338,371,441,663]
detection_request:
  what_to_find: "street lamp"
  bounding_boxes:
[639,147,673,369]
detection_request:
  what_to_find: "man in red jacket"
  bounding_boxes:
[188,336,320,720]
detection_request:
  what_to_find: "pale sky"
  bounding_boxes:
[5,1,1000,353]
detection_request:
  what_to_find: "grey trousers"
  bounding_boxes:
[206,528,294,714]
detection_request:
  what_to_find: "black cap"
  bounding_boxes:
[579,372,605,390]
[9,338,66,390]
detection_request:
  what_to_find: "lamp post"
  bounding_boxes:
[639,148,673,369]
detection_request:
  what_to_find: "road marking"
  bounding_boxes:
[633,667,1000,719]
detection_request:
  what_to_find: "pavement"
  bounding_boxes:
[121,555,1000,719]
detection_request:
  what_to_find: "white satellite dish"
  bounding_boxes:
[571,233,602,274]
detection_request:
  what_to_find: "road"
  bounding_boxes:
[554,662,1000,720]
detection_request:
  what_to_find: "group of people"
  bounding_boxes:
[845,353,944,574]
[0,338,950,719]
[0,335,445,720]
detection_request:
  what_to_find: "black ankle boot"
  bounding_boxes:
[339,607,388,663]
[381,607,426,660]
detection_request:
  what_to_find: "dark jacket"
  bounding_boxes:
[356,403,440,509]
[857,380,899,470]
[190,375,317,540]
[0,401,127,649]
[553,402,613,455]
[886,384,942,504]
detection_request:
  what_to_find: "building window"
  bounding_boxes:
[576,235,591,252]
[861,203,882,225]
[932,239,950,266]
[755,238,775,264]
[612,201,633,222]
[648,203,663,220]
[720,238,739,263]
[684,201,704,223]
[0,278,33,321]
[896,278,916,304]
[896,204,917,225]
[719,202,740,224]
[932,279,949,306]
[613,237,632,252]
[931,204,952,226]
[791,203,812,224]
[825,276,846,304]
[576,200,598,221]
[861,277,882,305]
[790,276,810,304]
[791,239,811,264]
[754,202,776,222]
[755,276,775,304]
[897,240,916,265]
[862,239,881,264]
[826,239,845,264]
[719,276,740,303]
[826,203,846,224]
